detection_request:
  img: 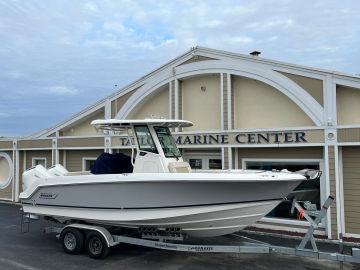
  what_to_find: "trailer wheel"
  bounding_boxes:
[60,227,84,254]
[85,231,110,259]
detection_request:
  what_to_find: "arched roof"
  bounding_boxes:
[117,60,324,126]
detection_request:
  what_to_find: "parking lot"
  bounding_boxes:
[0,202,358,270]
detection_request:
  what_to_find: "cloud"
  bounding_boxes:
[47,86,80,96]
[0,0,360,136]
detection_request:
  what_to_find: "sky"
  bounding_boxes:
[0,0,359,137]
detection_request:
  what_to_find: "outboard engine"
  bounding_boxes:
[22,165,51,191]
[47,164,68,176]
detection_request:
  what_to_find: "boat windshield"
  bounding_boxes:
[133,126,158,154]
[154,126,182,158]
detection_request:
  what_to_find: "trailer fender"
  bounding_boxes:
[60,224,116,247]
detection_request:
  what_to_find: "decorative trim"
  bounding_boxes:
[117,60,324,126]
[324,146,332,239]
[177,143,325,148]
[220,73,224,129]
[334,77,360,89]
[338,142,360,146]
[344,233,360,239]
[0,152,13,190]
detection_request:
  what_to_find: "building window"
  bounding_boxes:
[184,152,222,170]
[189,159,203,169]
[244,160,321,221]
[32,158,47,168]
[209,159,222,169]
[82,158,97,172]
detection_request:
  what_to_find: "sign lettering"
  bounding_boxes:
[115,131,308,146]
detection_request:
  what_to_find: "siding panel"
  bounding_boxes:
[342,146,360,235]
[65,150,104,172]
[25,150,53,169]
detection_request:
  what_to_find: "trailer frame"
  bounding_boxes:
[38,195,360,263]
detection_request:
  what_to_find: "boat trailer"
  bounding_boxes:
[23,195,360,263]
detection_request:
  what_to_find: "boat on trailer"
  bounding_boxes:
[20,119,315,238]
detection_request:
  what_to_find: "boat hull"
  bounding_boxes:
[20,173,304,237]
[22,199,281,237]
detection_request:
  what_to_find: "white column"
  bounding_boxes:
[228,147,232,169]
[105,98,111,119]
[174,79,179,120]
[221,148,225,169]
[14,150,20,202]
[168,81,172,119]
[227,73,232,130]
[11,141,17,202]
[220,73,224,130]
[323,75,336,126]
[324,145,332,239]
[335,146,345,238]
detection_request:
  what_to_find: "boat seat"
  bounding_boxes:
[168,162,191,173]
[91,153,134,174]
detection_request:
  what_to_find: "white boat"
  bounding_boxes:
[19,119,311,237]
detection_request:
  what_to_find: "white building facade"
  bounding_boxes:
[1,47,360,240]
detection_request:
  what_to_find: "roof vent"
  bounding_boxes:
[250,51,261,56]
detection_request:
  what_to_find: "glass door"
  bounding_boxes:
[184,153,222,170]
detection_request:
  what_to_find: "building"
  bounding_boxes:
[1,46,360,240]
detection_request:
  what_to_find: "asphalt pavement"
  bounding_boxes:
[0,202,358,270]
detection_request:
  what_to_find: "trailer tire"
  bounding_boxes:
[60,227,84,254]
[85,231,110,259]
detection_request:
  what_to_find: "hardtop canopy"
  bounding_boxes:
[91,118,193,131]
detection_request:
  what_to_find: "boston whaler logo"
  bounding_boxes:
[188,246,213,252]
[39,192,58,199]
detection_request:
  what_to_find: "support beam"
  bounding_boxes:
[174,79,179,120]
[220,73,224,129]
[105,98,111,120]
[14,150,20,202]
[227,73,232,130]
